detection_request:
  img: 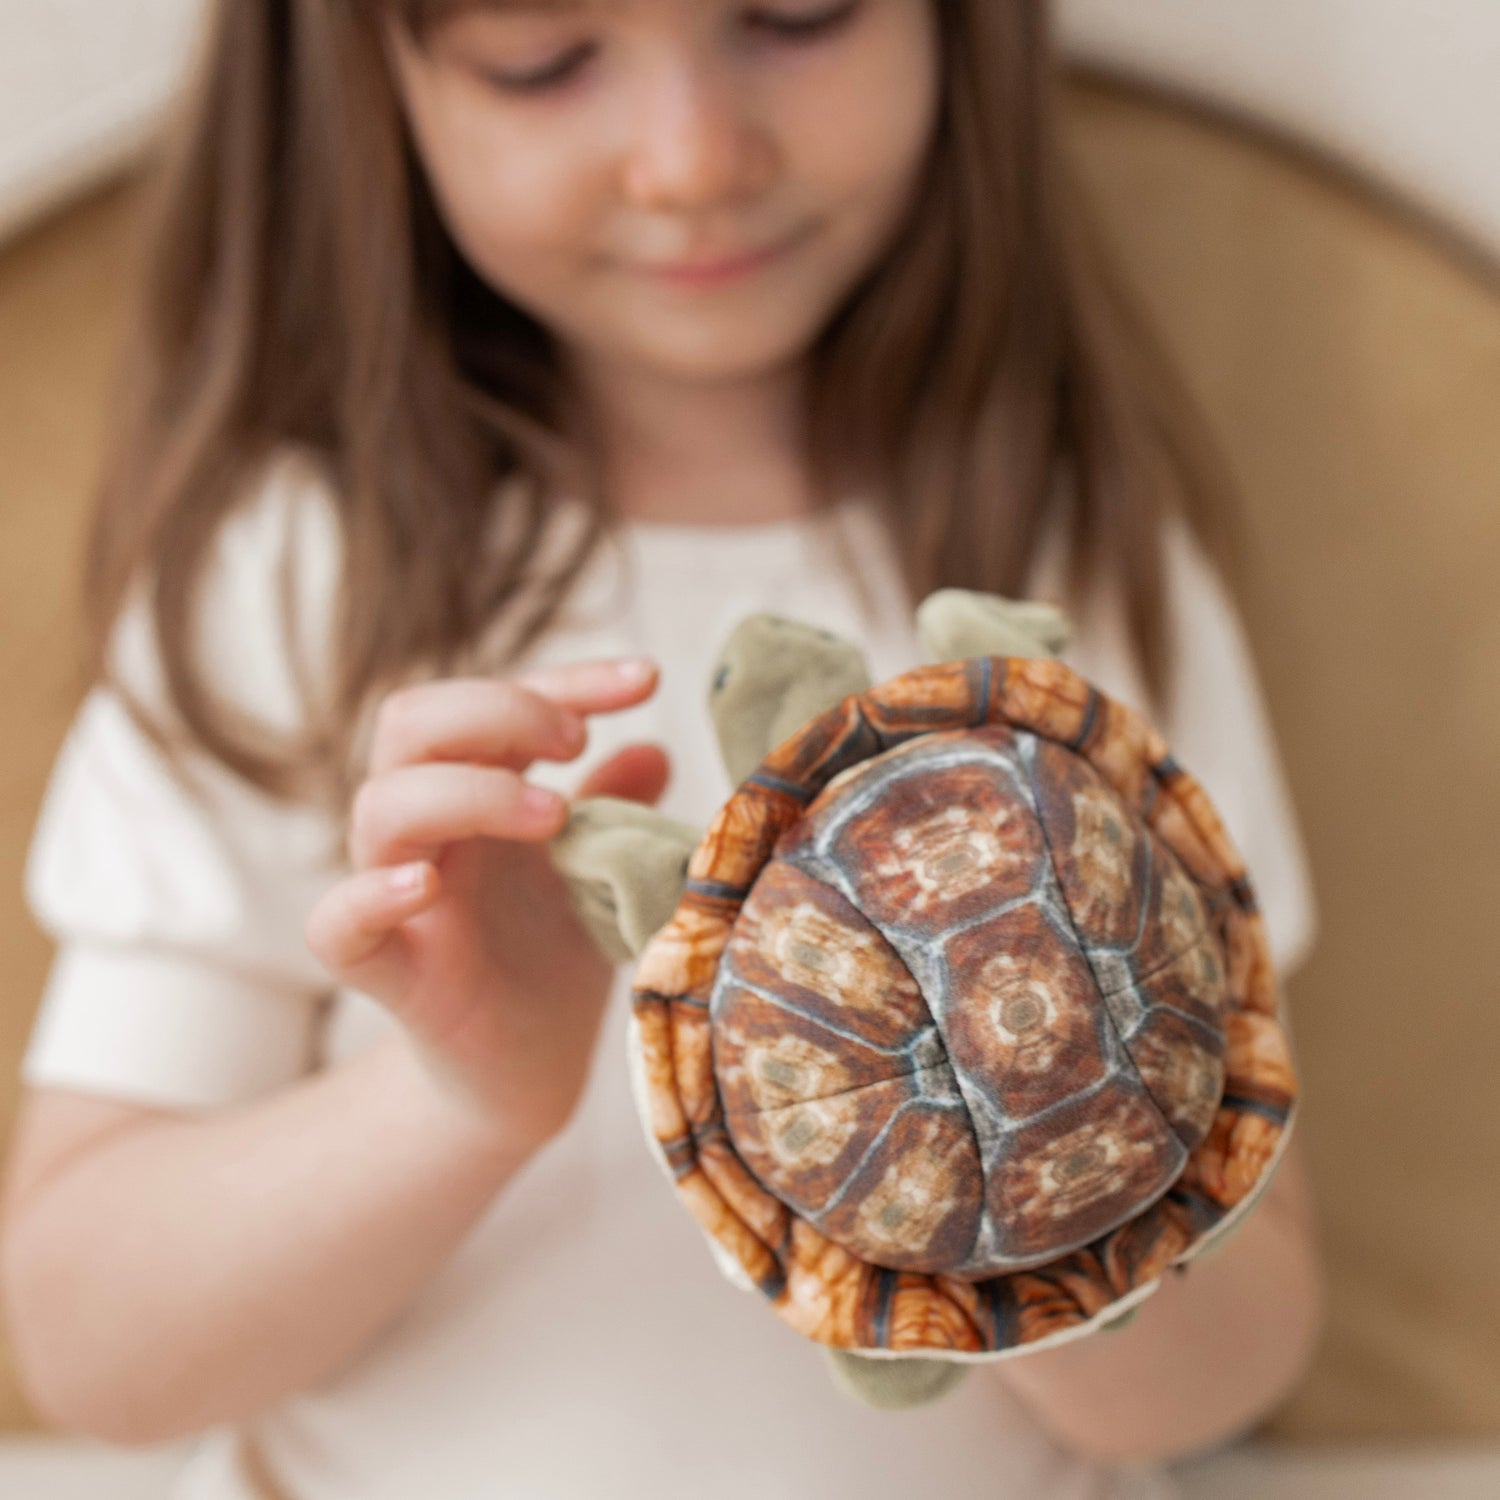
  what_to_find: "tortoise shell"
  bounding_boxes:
[631,655,1299,1357]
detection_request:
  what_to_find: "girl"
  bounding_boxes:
[1,2,1324,1497]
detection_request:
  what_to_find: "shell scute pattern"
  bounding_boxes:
[1131,849,1223,1010]
[633,998,690,1147]
[833,1104,982,1270]
[1222,1008,1298,1112]
[669,1003,717,1128]
[1027,735,1150,949]
[991,1080,1185,1264]
[822,733,1046,931]
[862,659,987,731]
[941,906,1108,1117]
[1086,692,1175,807]
[716,1000,898,1115]
[633,901,732,1008]
[673,1160,772,1272]
[1145,766,1246,892]
[883,1276,989,1352]
[990,656,1097,746]
[633,656,1300,1353]
[756,694,884,796]
[747,1087,983,1274]
[717,861,929,1051]
[692,1125,789,1249]
[1223,904,1278,1018]
[688,781,800,892]
[780,1221,881,1344]
[1126,993,1230,1148]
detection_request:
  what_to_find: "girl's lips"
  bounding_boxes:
[642,233,799,289]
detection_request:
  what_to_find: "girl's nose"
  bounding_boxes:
[620,63,777,210]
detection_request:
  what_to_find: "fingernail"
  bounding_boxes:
[389,862,427,894]
[523,785,564,818]
[614,659,654,685]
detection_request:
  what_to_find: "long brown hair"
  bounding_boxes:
[80,0,1246,832]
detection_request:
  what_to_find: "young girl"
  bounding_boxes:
[1,2,1324,1496]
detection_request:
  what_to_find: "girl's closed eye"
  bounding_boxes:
[479,0,868,97]
[745,0,866,42]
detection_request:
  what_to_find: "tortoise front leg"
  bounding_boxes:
[915,589,1073,663]
[708,614,873,788]
[548,797,702,962]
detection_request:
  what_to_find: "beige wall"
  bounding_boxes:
[1058,0,1500,259]
[3,2,1500,259]
[0,0,199,239]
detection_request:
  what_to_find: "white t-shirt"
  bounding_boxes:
[20,451,1317,1500]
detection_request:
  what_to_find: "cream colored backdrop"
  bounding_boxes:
[1058,0,1500,258]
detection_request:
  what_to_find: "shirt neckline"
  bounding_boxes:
[614,494,871,568]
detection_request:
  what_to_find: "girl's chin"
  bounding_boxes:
[612,350,805,389]
[600,321,825,385]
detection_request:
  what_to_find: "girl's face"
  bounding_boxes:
[387,0,941,385]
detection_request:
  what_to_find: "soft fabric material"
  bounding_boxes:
[705,613,874,788]
[548,593,1158,1412]
[915,591,1074,662]
[624,652,1296,1360]
[825,1350,971,1411]
[18,452,1316,1499]
[547,797,699,965]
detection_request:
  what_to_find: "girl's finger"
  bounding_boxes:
[303,861,438,997]
[512,656,659,710]
[370,678,584,777]
[349,761,568,871]
[573,742,672,804]
[367,659,656,776]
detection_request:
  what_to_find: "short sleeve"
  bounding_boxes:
[20,450,347,1111]
[1032,508,1321,983]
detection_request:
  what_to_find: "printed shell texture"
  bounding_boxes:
[630,654,1299,1358]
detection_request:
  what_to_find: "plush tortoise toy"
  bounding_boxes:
[548,589,1300,1410]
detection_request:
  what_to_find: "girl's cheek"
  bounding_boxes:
[412,105,565,271]
[443,158,608,310]
[773,10,940,194]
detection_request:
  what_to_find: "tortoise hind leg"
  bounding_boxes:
[823,1348,970,1410]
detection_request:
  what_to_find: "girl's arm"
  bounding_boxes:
[0,1031,541,1447]
[3,657,667,1449]
[992,1132,1325,1467]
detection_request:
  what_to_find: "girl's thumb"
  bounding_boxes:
[573,743,671,805]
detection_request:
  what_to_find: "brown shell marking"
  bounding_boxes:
[721,726,1226,1277]
[632,655,1298,1353]
[940,903,1109,1121]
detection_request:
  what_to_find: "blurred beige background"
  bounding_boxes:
[7,1,1500,255]
[1,48,1498,1498]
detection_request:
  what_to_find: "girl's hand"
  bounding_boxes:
[304,658,669,1148]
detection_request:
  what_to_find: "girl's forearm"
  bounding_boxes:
[3,1034,543,1445]
[990,1136,1325,1467]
